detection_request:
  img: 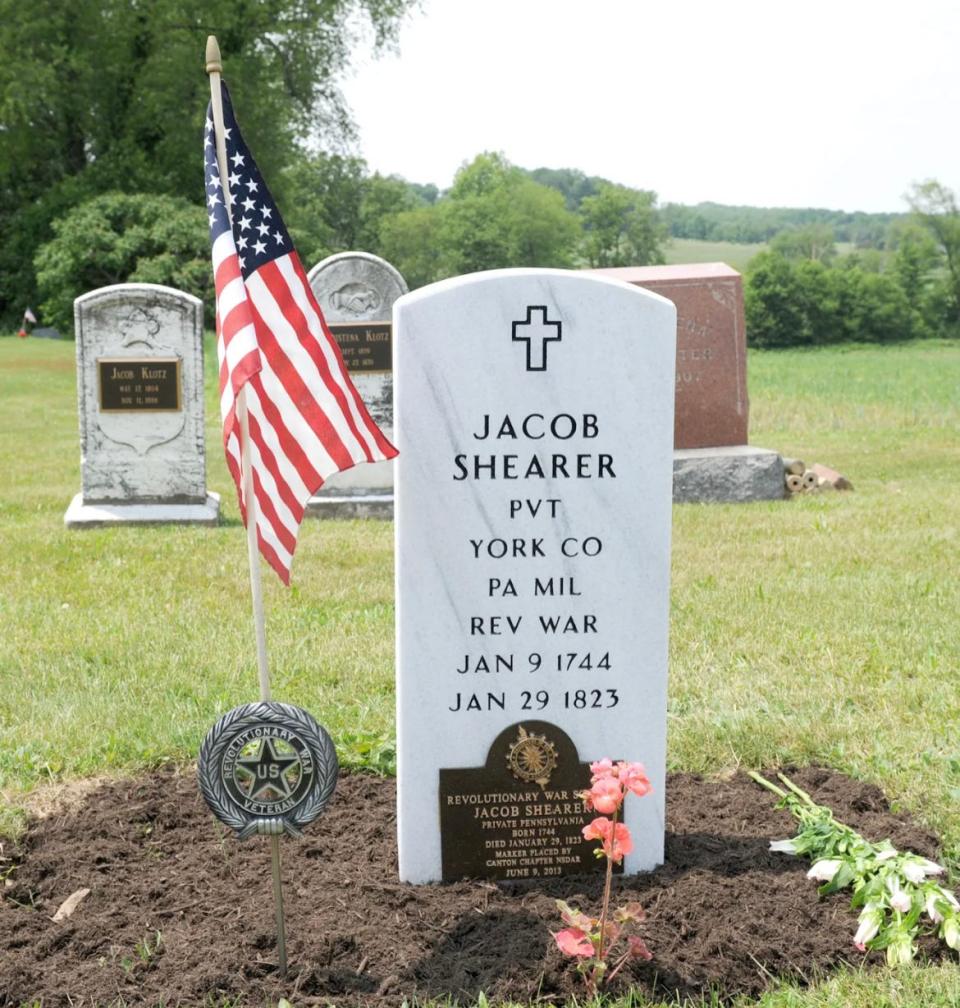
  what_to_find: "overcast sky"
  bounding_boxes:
[340,0,959,213]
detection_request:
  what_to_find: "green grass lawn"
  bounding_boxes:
[1,335,959,1007]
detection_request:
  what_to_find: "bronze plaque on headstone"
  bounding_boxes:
[328,322,392,373]
[439,721,620,882]
[97,357,182,412]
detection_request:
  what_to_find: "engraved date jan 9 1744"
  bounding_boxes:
[456,651,611,674]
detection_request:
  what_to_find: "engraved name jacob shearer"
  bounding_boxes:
[454,412,616,481]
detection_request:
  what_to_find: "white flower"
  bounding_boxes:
[889,889,912,913]
[902,862,924,884]
[926,888,960,923]
[926,892,945,923]
[903,857,944,884]
[874,847,897,862]
[854,906,882,949]
[807,858,842,882]
[769,838,798,854]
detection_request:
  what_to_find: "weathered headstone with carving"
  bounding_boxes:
[305,252,406,518]
[64,283,219,527]
[394,268,675,883]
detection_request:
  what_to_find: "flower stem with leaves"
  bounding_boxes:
[553,759,654,994]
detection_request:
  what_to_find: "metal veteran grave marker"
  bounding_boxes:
[198,702,338,840]
[394,269,676,884]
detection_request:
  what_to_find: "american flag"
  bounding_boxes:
[205,82,397,584]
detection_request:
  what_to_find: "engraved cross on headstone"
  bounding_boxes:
[511,306,562,372]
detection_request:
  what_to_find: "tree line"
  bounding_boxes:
[3,2,959,346]
[0,0,416,331]
[661,202,900,247]
[27,150,960,348]
[745,183,960,346]
[25,152,673,332]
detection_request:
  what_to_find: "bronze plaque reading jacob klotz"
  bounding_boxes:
[98,357,182,412]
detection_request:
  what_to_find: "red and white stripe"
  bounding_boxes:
[212,228,396,583]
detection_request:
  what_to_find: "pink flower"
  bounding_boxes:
[554,927,594,958]
[610,823,633,861]
[556,899,595,931]
[627,934,653,961]
[583,817,610,843]
[583,817,633,863]
[614,902,646,924]
[617,762,652,797]
[589,758,615,783]
[583,777,623,815]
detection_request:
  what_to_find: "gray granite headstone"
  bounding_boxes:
[64,283,219,527]
[305,252,406,518]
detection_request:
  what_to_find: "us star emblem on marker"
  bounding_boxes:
[234,737,302,803]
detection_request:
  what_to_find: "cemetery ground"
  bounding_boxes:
[0,336,958,1007]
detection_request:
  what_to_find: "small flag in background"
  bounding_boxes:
[205,82,397,584]
[18,307,36,338]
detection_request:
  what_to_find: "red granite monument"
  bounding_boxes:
[586,262,784,503]
[586,263,748,450]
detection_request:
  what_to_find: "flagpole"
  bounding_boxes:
[205,36,272,705]
[206,35,288,979]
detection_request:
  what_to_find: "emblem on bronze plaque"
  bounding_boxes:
[198,702,338,839]
[439,720,619,882]
[506,725,558,787]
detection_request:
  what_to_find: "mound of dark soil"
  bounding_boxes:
[0,767,944,1006]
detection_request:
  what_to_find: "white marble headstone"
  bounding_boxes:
[394,269,676,883]
[65,283,219,527]
[306,252,407,517]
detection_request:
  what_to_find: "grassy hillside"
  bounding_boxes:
[663,238,872,272]
[663,237,766,271]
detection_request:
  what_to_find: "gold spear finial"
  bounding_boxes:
[205,35,222,75]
